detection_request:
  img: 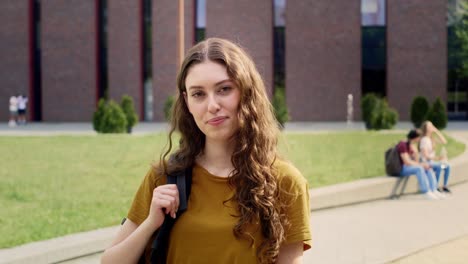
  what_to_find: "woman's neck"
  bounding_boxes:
[198,138,235,177]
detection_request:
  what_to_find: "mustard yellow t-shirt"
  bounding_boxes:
[127,160,311,263]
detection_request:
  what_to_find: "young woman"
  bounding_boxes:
[101,38,311,264]
[420,121,451,193]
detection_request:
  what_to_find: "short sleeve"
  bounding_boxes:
[396,141,407,154]
[127,166,166,225]
[276,161,312,251]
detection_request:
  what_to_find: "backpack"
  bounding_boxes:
[385,144,402,177]
[123,167,192,264]
[150,167,192,263]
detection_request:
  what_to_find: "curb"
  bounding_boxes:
[0,226,118,264]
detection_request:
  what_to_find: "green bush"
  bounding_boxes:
[92,99,127,133]
[370,99,398,130]
[93,99,106,132]
[120,95,138,133]
[273,86,290,129]
[427,97,448,130]
[101,100,127,133]
[361,93,380,129]
[410,96,430,128]
[164,95,175,121]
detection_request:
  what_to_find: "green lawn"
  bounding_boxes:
[0,132,465,248]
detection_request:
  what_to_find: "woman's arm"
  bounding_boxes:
[101,184,179,264]
[277,241,304,264]
[400,152,430,169]
[101,219,157,264]
[430,123,447,145]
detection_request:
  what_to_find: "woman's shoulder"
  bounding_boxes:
[143,161,168,186]
[273,159,307,187]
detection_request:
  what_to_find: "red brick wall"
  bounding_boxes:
[387,0,447,120]
[152,0,194,121]
[107,0,143,119]
[41,0,97,121]
[0,0,30,121]
[286,0,361,121]
[206,0,274,96]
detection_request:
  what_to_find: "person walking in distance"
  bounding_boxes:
[17,94,28,125]
[8,95,18,127]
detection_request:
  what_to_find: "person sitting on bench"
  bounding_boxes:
[420,121,451,194]
[397,129,444,200]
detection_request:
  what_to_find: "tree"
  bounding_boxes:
[428,98,448,130]
[410,96,430,128]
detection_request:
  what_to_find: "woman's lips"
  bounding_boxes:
[207,116,227,126]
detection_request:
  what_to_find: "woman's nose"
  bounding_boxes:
[207,95,221,113]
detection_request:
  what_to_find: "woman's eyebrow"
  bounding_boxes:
[187,79,232,90]
[215,79,232,86]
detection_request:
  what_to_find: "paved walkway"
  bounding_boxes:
[304,181,468,263]
[1,121,468,264]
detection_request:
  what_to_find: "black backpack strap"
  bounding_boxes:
[150,167,192,264]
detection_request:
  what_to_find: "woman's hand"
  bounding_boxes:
[146,184,180,230]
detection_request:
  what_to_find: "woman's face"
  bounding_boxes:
[184,60,241,142]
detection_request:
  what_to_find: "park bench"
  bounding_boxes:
[389,175,410,199]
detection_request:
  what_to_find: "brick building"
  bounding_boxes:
[0,0,466,122]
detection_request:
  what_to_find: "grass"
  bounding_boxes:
[0,132,465,248]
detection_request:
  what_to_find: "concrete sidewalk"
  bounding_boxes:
[304,181,468,264]
[1,121,468,263]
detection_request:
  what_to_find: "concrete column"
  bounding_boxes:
[0,0,30,121]
[286,0,361,121]
[387,0,447,120]
[41,0,97,121]
[206,0,274,96]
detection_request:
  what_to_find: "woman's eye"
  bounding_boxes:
[191,91,204,98]
[219,86,232,93]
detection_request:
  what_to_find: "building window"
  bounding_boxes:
[447,0,468,120]
[31,0,42,121]
[361,0,386,26]
[361,0,386,97]
[195,0,206,43]
[97,0,108,100]
[273,0,286,88]
[142,0,153,121]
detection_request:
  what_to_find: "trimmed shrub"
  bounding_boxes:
[410,96,430,128]
[121,95,138,133]
[370,99,398,130]
[92,99,127,133]
[427,97,448,130]
[164,95,175,121]
[100,100,127,133]
[273,86,290,129]
[361,93,380,129]
[93,99,106,133]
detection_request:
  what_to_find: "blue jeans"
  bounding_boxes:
[400,165,437,193]
[430,161,451,187]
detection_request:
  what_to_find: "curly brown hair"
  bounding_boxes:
[159,38,287,263]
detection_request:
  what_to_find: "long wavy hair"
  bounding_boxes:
[421,121,431,136]
[159,38,287,263]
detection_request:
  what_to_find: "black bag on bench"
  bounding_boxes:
[385,144,402,177]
